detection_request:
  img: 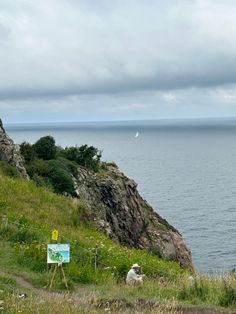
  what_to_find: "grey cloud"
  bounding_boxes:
[0,0,236,101]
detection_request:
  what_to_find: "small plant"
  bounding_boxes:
[71,203,93,227]
[179,278,209,302]
[219,281,236,307]
[0,161,19,178]
[147,244,163,258]
[0,224,40,244]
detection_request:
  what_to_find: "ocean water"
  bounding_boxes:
[6,118,236,273]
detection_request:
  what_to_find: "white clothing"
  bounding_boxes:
[126,269,143,285]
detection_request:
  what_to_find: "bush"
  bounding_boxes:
[69,262,96,284]
[33,136,56,160]
[20,142,36,162]
[0,161,19,178]
[147,244,162,258]
[15,242,47,272]
[219,282,236,307]
[47,159,76,196]
[70,203,93,227]
[0,224,39,244]
[26,158,50,178]
[63,145,102,171]
[57,157,78,177]
[179,279,209,302]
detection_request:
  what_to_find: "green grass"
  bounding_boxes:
[1,173,236,313]
[0,174,185,286]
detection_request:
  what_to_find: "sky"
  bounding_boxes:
[2,0,236,123]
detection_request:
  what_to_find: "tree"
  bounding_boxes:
[33,136,56,160]
[20,142,35,162]
[63,145,102,171]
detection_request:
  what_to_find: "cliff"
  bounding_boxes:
[75,166,193,269]
[0,119,28,179]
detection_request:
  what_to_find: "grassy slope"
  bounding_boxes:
[0,174,236,313]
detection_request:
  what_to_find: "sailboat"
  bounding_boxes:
[135,131,139,138]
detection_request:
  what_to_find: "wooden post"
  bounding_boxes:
[48,264,57,291]
[60,265,69,291]
[48,264,69,291]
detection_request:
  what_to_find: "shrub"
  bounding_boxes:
[179,278,209,302]
[47,159,76,196]
[15,242,47,272]
[26,158,50,178]
[0,161,19,178]
[219,282,236,307]
[0,224,39,244]
[31,174,53,190]
[57,157,78,177]
[147,244,163,258]
[9,228,40,244]
[63,145,102,171]
[33,136,56,160]
[70,203,93,227]
[69,262,96,284]
[20,142,36,162]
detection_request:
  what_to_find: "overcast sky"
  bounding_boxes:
[2,0,236,123]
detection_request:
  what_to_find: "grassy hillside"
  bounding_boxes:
[1,173,236,313]
[0,174,185,284]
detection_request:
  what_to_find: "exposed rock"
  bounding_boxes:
[0,119,28,179]
[75,165,194,270]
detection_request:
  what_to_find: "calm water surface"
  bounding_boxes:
[6,119,236,273]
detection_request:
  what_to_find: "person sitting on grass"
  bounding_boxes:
[126,263,145,285]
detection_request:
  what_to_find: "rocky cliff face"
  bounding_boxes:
[0,119,28,179]
[75,165,194,270]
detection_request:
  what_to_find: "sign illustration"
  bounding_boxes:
[47,244,70,264]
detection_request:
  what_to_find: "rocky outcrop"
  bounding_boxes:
[0,119,28,179]
[75,165,194,270]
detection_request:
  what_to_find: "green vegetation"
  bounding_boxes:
[62,145,101,172]
[0,160,19,178]
[33,136,57,160]
[19,136,102,196]
[0,173,236,313]
[0,174,185,285]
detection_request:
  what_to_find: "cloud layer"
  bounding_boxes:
[1,0,236,122]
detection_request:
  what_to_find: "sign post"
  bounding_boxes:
[51,229,59,241]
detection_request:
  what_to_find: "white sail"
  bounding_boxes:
[135,131,139,138]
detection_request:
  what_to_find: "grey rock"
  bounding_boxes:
[76,164,194,270]
[0,119,28,179]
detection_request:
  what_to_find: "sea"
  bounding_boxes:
[5,118,236,274]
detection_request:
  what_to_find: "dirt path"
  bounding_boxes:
[0,270,49,296]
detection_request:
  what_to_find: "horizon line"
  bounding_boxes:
[4,116,236,126]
